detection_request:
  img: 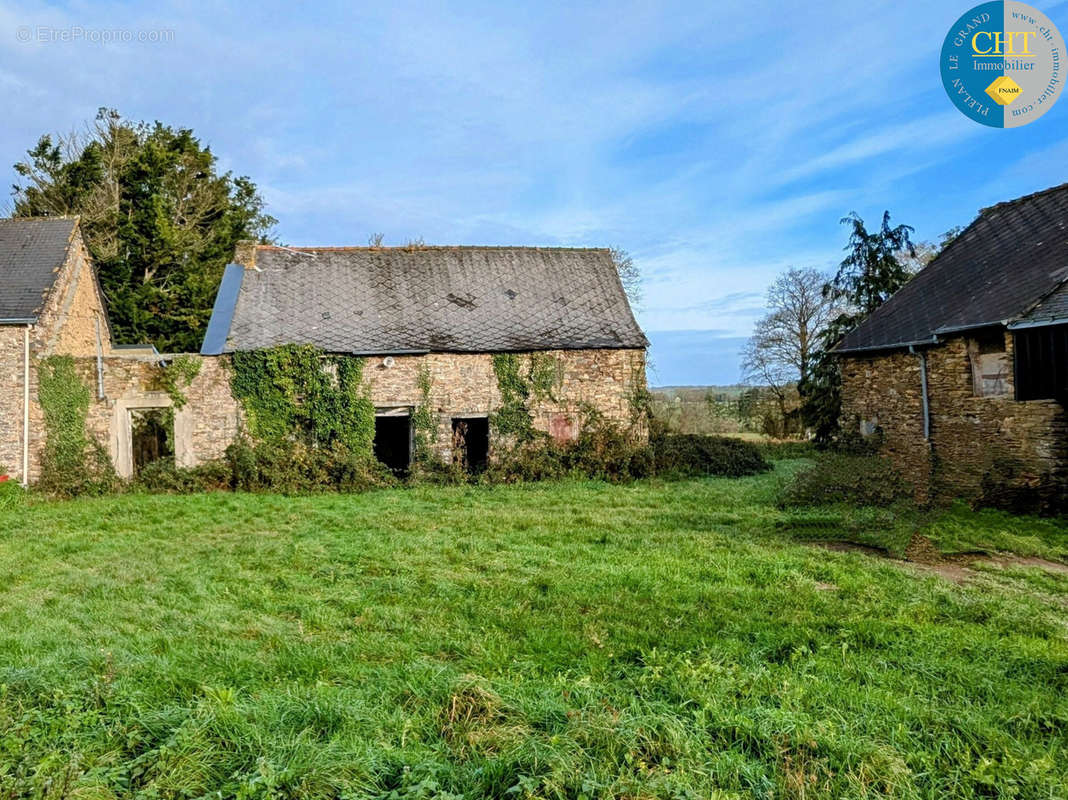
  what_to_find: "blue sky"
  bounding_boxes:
[2,0,1067,385]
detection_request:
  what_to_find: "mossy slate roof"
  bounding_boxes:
[216,246,647,354]
[0,217,77,322]
[837,183,1068,353]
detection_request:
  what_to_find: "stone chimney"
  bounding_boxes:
[233,240,258,269]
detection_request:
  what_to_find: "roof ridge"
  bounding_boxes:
[255,244,612,253]
[0,215,81,223]
[980,181,1068,214]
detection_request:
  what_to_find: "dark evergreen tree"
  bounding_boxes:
[12,109,275,352]
[802,211,915,445]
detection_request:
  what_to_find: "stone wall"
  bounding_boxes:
[12,346,644,484]
[0,227,111,483]
[33,230,110,358]
[362,348,647,461]
[839,330,1067,501]
[0,326,28,479]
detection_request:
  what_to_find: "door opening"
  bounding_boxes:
[374,413,412,475]
[130,408,174,475]
[452,417,489,473]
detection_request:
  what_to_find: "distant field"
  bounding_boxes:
[1,464,1066,798]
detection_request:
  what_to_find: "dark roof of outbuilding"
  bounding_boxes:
[836,183,1068,353]
[206,245,647,355]
[1012,279,1068,328]
[0,217,78,322]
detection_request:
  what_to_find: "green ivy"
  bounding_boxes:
[229,345,375,455]
[36,356,117,496]
[627,356,652,431]
[154,355,202,410]
[411,363,438,462]
[491,353,562,442]
[528,352,561,402]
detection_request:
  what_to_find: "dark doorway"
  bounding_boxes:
[374,414,412,475]
[130,408,174,475]
[452,417,489,474]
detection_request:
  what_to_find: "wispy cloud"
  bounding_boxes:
[1,0,1065,383]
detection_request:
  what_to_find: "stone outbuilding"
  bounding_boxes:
[835,183,1068,502]
[201,243,649,472]
[1,220,647,485]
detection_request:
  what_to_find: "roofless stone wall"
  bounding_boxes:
[839,331,1067,502]
[17,346,645,482]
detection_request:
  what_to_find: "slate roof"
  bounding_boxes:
[1012,280,1068,329]
[0,217,78,322]
[836,183,1068,353]
[207,245,647,355]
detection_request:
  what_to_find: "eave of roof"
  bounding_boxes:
[835,182,1068,354]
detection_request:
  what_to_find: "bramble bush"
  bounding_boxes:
[780,452,910,508]
[485,422,769,485]
[652,432,771,478]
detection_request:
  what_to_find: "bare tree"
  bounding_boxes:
[895,226,964,275]
[741,267,838,421]
[611,248,641,309]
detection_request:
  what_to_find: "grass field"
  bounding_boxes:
[1,462,1067,798]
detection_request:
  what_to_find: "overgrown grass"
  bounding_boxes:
[925,502,1068,561]
[1,462,1066,798]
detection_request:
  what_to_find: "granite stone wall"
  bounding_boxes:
[839,331,1067,501]
[0,227,111,483]
[0,326,28,480]
[11,346,646,483]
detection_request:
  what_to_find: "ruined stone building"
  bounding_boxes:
[835,183,1068,500]
[0,219,647,485]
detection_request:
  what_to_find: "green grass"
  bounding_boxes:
[1,462,1066,798]
[924,502,1068,561]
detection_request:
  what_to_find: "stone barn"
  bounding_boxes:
[0,220,647,485]
[835,183,1068,502]
[200,243,649,472]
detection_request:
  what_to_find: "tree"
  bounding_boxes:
[12,109,276,352]
[741,266,837,400]
[896,226,963,274]
[827,211,916,316]
[802,211,916,445]
[611,248,641,309]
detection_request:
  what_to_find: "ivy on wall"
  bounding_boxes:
[627,355,652,431]
[229,345,375,454]
[37,355,117,496]
[153,354,202,410]
[490,352,562,442]
[411,363,438,462]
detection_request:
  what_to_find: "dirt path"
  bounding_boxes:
[815,536,1068,584]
